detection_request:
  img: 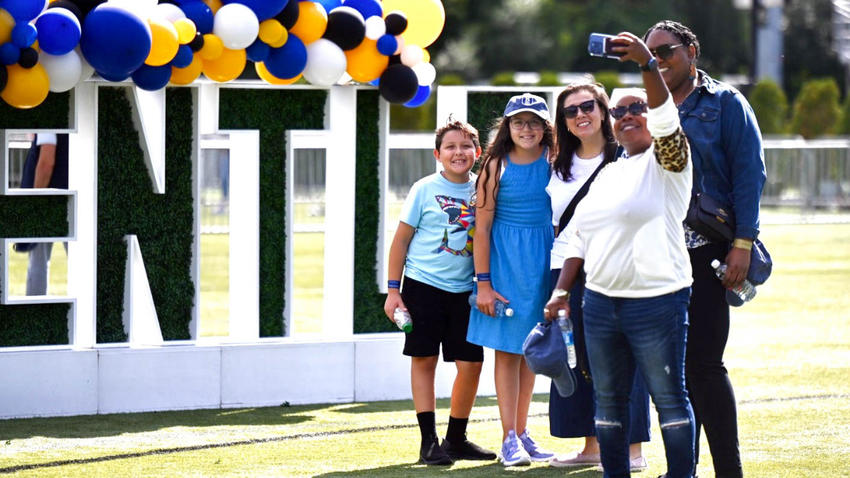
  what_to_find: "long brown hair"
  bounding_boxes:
[553,82,617,182]
[475,115,554,209]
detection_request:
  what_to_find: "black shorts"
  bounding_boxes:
[401,277,484,362]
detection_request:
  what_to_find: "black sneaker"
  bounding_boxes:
[441,437,498,461]
[420,436,453,465]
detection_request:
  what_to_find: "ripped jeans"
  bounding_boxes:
[583,287,695,478]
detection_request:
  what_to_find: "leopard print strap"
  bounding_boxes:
[652,127,689,172]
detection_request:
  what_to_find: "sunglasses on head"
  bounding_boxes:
[563,99,596,119]
[610,101,648,120]
[649,43,684,60]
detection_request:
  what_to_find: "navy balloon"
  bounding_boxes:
[35,7,82,55]
[342,0,381,19]
[403,84,431,108]
[264,34,307,80]
[378,63,418,104]
[179,1,214,34]
[0,43,19,65]
[223,0,288,21]
[171,44,194,68]
[0,64,6,92]
[384,11,407,36]
[245,39,270,63]
[323,6,365,51]
[131,64,172,91]
[80,5,152,80]
[274,0,299,29]
[97,69,129,82]
[17,46,37,68]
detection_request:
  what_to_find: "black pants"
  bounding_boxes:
[686,243,744,478]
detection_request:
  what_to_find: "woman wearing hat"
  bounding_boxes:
[466,93,556,467]
[545,32,696,478]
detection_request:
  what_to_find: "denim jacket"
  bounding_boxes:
[678,71,766,240]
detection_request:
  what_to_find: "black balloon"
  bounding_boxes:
[47,1,84,24]
[18,48,39,69]
[379,64,418,104]
[388,54,401,65]
[322,7,365,51]
[188,32,205,52]
[0,65,7,93]
[384,11,407,36]
[275,0,300,30]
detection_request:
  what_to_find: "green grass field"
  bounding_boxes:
[1,221,849,477]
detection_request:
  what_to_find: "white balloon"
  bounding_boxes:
[412,62,436,86]
[364,16,385,40]
[302,39,347,87]
[40,50,83,92]
[153,3,186,22]
[336,71,352,85]
[400,44,423,67]
[213,3,259,50]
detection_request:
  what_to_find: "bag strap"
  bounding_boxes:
[557,143,620,233]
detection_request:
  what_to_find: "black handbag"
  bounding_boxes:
[685,192,735,243]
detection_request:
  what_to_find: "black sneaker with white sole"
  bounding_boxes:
[441,437,497,461]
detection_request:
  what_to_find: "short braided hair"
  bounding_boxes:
[643,20,700,60]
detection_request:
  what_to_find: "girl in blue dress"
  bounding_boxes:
[467,93,555,467]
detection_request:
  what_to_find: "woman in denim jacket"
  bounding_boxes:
[643,20,767,478]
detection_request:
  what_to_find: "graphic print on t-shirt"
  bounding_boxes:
[433,195,475,257]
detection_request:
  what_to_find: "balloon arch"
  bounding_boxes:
[0,0,444,109]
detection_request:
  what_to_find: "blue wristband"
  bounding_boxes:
[476,273,491,282]
[387,280,401,289]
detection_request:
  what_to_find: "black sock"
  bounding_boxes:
[416,411,437,441]
[446,416,468,443]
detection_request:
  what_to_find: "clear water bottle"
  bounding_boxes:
[557,310,577,368]
[393,308,413,333]
[711,259,757,303]
[468,294,514,317]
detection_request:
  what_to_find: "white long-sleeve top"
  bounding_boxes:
[562,96,693,298]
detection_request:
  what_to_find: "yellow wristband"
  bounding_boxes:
[732,238,753,251]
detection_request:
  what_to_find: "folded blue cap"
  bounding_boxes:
[726,238,772,307]
[522,320,576,397]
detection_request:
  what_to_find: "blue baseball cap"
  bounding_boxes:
[504,93,550,120]
[522,320,576,397]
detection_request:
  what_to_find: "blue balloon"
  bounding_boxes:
[11,23,37,48]
[171,44,194,68]
[0,42,20,65]
[245,39,270,63]
[264,34,306,80]
[80,5,152,80]
[342,0,381,19]
[132,64,172,91]
[35,7,82,55]
[97,69,129,82]
[179,1,214,35]
[0,0,47,21]
[376,34,396,56]
[368,77,379,86]
[403,84,431,108]
[223,0,288,21]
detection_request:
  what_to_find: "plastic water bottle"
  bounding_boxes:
[468,294,514,317]
[393,308,413,333]
[557,310,577,368]
[711,259,757,303]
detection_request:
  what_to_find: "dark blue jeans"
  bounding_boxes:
[583,287,695,478]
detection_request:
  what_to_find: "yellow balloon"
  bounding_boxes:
[345,39,389,83]
[0,7,14,44]
[267,28,288,48]
[258,19,285,45]
[201,0,222,14]
[422,48,430,63]
[170,54,203,85]
[1,64,50,109]
[255,62,302,85]
[198,33,224,61]
[174,18,197,45]
[381,0,445,48]
[202,47,246,82]
[289,1,327,45]
[146,17,180,66]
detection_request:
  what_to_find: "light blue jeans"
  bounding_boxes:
[26,242,66,296]
[583,287,695,478]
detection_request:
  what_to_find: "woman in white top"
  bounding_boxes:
[546,82,651,471]
[545,32,695,478]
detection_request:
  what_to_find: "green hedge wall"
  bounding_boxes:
[0,92,72,346]
[218,88,326,336]
[96,87,196,342]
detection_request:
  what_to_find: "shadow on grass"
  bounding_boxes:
[334,396,502,415]
[314,461,601,477]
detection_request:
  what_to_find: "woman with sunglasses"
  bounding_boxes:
[643,21,765,478]
[546,81,651,472]
[545,31,696,478]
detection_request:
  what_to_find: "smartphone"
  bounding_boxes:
[588,33,624,59]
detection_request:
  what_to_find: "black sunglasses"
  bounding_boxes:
[649,43,684,60]
[610,101,648,120]
[563,100,596,119]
